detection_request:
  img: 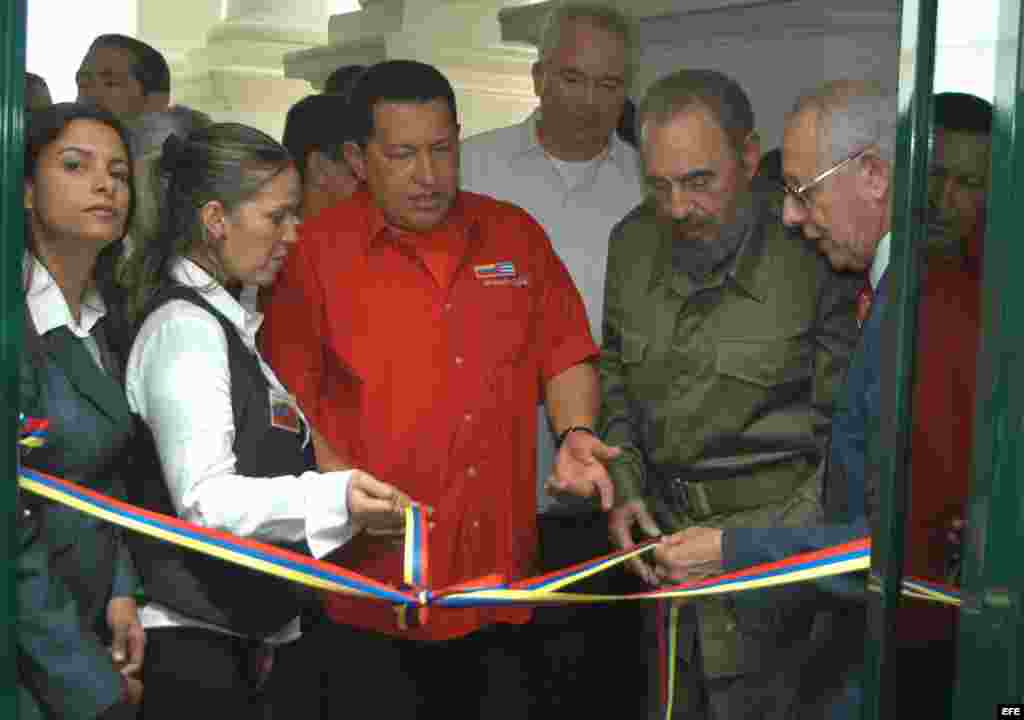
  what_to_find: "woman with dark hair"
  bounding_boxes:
[18,101,144,718]
[122,122,416,717]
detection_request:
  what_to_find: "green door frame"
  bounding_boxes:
[862,1,936,718]
[954,0,1024,709]
[0,1,27,716]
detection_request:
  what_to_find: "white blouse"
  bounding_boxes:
[125,259,358,640]
[24,254,107,370]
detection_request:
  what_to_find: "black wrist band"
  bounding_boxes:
[556,425,598,448]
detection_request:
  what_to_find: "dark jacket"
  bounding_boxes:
[722,271,889,717]
[18,313,139,719]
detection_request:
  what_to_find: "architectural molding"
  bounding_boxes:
[283,40,387,90]
[163,0,332,137]
[284,0,401,88]
[499,0,899,46]
[328,0,403,39]
[281,0,539,133]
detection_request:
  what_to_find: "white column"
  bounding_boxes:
[171,0,331,139]
[223,0,329,31]
[284,0,538,137]
[137,0,221,98]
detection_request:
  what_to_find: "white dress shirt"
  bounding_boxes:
[871,232,891,290]
[24,254,107,370]
[461,110,645,512]
[461,109,644,345]
[126,259,358,641]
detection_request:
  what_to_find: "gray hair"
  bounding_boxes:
[638,69,755,156]
[792,79,897,166]
[130,105,212,159]
[537,2,636,77]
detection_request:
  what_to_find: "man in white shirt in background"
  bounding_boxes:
[459,2,646,710]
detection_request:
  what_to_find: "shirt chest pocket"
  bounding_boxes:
[474,284,533,365]
[621,330,679,399]
[715,337,814,388]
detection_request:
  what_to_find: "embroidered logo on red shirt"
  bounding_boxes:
[474,261,517,280]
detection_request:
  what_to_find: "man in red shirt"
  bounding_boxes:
[909,92,989,588]
[896,92,990,713]
[262,59,618,718]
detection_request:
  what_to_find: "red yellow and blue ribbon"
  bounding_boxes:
[18,466,418,606]
[15,415,961,719]
[17,414,50,450]
[17,457,960,611]
[397,503,431,630]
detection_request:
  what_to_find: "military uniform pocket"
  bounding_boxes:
[716,337,813,387]
[621,330,648,364]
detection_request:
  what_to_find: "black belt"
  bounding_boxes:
[651,453,813,521]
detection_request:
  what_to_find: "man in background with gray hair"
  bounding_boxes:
[581,68,860,718]
[462,2,642,513]
[652,78,898,718]
[460,4,646,709]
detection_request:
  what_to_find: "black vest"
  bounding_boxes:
[127,285,315,638]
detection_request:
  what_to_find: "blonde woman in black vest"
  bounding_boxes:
[122,123,416,717]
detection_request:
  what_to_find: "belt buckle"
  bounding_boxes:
[668,476,689,517]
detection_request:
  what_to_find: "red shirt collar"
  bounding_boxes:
[359,188,481,253]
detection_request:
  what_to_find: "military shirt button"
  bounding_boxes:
[726,621,737,632]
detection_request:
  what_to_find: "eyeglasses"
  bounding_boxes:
[781,146,871,211]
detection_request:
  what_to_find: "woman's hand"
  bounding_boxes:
[106,596,145,677]
[347,470,431,537]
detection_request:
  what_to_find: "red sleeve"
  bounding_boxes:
[520,210,599,382]
[261,222,326,428]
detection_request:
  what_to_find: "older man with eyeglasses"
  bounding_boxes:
[568,68,861,719]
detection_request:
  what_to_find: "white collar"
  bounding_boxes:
[870,232,890,290]
[521,109,631,174]
[24,253,107,339]
[171,258,263,343]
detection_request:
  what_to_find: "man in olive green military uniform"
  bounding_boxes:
[598,69,861,718]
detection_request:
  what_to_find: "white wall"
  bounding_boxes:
[27,0,137,103]
[631,0,999,153]
[934,0,999,101]
[27,0,1000,150]
[636,29,900,153]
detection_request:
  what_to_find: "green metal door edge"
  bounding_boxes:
[863,0,936,717]
[954,0,1024,710]
[0,1,27,717]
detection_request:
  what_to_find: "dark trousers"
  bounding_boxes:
[321,622,532,719]
[661,603,818,720]
[531,509,653,716]
[139,626,320,720]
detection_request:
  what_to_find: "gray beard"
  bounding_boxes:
[671,191,757,282]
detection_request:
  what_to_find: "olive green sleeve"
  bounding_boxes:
[598,218,647,504]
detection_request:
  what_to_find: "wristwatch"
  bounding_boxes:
[556,425,598,448]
